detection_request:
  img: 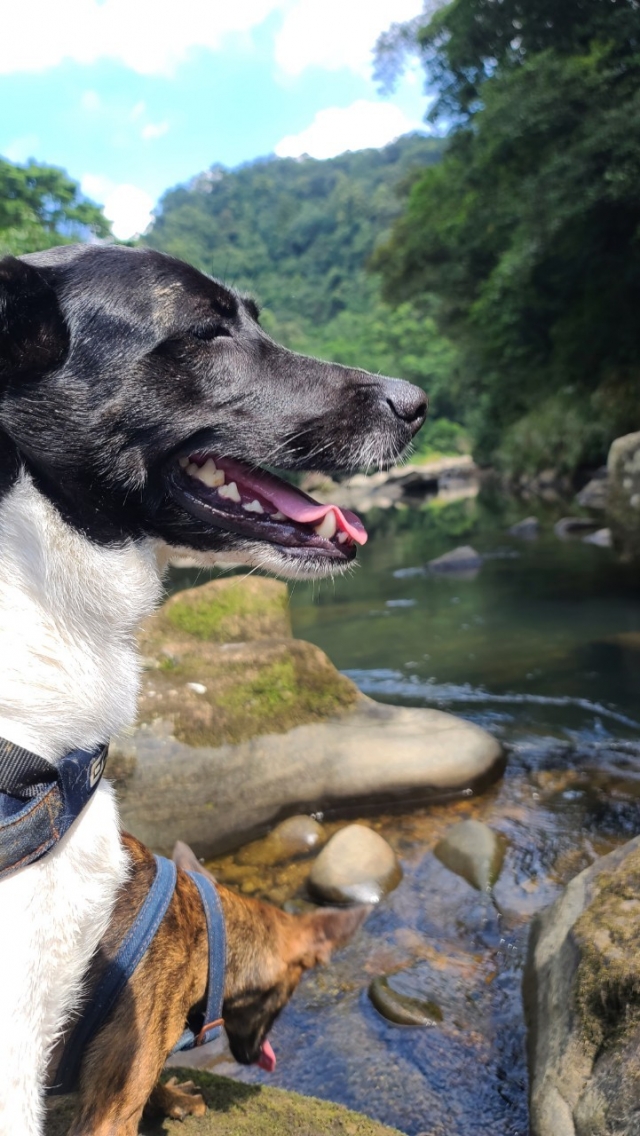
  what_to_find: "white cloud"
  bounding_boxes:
[275,100,422,160]
[0,0,280,76]
[81,174,154,239]
[274,0,424,77]
[0,0,425,78]
[140,121,170,141]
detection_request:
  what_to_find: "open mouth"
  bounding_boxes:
[165,449,367,561]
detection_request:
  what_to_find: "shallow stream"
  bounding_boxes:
[173,489,640,1135]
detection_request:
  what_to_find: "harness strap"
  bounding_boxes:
[0,739,109,880]
[171,869,227,1052]
[50,855,177,1096]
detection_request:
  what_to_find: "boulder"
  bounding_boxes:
[426,546,483,575]
[508,516,540,539]
[45,1070,403,1136]
[576,470,609,511]
[607,431,640,560]
[111,696,504,858]
[434,820,506,892]
[524,835,640,1136]
[308,824,401,904]
[582,528,612,548]
[554,517,601,539]
[149,576,292,645]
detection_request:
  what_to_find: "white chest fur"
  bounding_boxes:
[0,475,163,1135]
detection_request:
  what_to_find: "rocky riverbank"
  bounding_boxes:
[109,577,504,857]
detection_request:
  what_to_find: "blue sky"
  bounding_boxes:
[0,0,432,238]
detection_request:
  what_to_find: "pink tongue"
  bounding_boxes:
[215,457,367,545]
[257,1039,276,1073]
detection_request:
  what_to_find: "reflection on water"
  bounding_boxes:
[171,490,640,1135]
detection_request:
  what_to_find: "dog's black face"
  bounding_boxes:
[0,245,427,578]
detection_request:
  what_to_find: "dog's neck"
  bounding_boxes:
[0,474,163,762]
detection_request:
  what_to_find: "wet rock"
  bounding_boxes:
[508,516,540,539]
[308,824,402,904]
[369,974,443,1027]
[426,545,483,575]
[115,692,504,859]
[434,819,506,892]
[607,431,640,561]
[582,527,612,548]
[576,469,609,511]
[46,1069,403,1136]
[237,816,326,867]
[525,835,640,1136]
[554,517,600,539]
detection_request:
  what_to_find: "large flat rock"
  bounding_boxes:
[112,694,504,858]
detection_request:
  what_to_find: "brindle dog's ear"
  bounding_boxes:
[0,256,69,383]
[299,904,370,967]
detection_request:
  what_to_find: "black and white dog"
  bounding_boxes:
[0,244,426,1135]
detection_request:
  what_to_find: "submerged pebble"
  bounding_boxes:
[369,975,443,1027]
[308,824,402,904]
[237,815,326,867]
[434,819,506,892]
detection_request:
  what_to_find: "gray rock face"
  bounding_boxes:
[434,819,505,892]
[524,835,640,1136]
[554,517,600,539]
[112,695,504,858]
[427,546,483,575]
[508,516,540,539]
[582,527,612,548]
[307,824,402,904]
[607,431,640,561]
[576,470,609,511]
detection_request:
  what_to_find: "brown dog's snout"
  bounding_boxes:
[380,377,428,436]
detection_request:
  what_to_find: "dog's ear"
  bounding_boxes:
[0,256,69,384]
[172,840,217,883]
[295,904,370,968]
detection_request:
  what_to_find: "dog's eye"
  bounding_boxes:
[190,324,232,341]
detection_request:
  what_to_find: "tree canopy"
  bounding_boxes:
[0,158,111,256]
[374,0,640,474]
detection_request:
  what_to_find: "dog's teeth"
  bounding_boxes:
[243,499,265,514]
[179,456,189,469]
[314,511,337,540]
[195,459,224,488]
[337,531,348,544]
[271,511,286,521]
[186,462,199,476]
[218,480,241,503]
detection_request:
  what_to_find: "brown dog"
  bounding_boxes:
[49,834,367,1135]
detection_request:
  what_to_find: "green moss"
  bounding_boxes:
[46,1070,403,1136]
[574,848,640,1049]
[156,578,291,645]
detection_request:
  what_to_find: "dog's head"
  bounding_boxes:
[172,841,368,1070]
[0,245,426,579]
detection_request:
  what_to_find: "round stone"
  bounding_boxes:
[434,819,506,892]
[369,975,443,1028]
[308,824,402,905]
[238,815,326,867]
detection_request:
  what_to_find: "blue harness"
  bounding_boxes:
[49,853,227,1095]
[0,737,108,879]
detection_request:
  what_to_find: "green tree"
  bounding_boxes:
[374,0,640,475]
[0,158,111,256]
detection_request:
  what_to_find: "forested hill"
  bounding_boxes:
[145,134,441,327]
[144,134,463,456]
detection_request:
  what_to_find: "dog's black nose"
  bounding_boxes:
[382,379,428,437]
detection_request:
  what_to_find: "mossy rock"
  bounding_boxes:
[137,637,357,748]
[145,577,291,647]
[46,1070,404,1136]
[574,846,640,1048]
[607,431,640,561]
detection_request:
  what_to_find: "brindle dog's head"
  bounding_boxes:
[0,245,426,579]
[173,841,368,1069]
